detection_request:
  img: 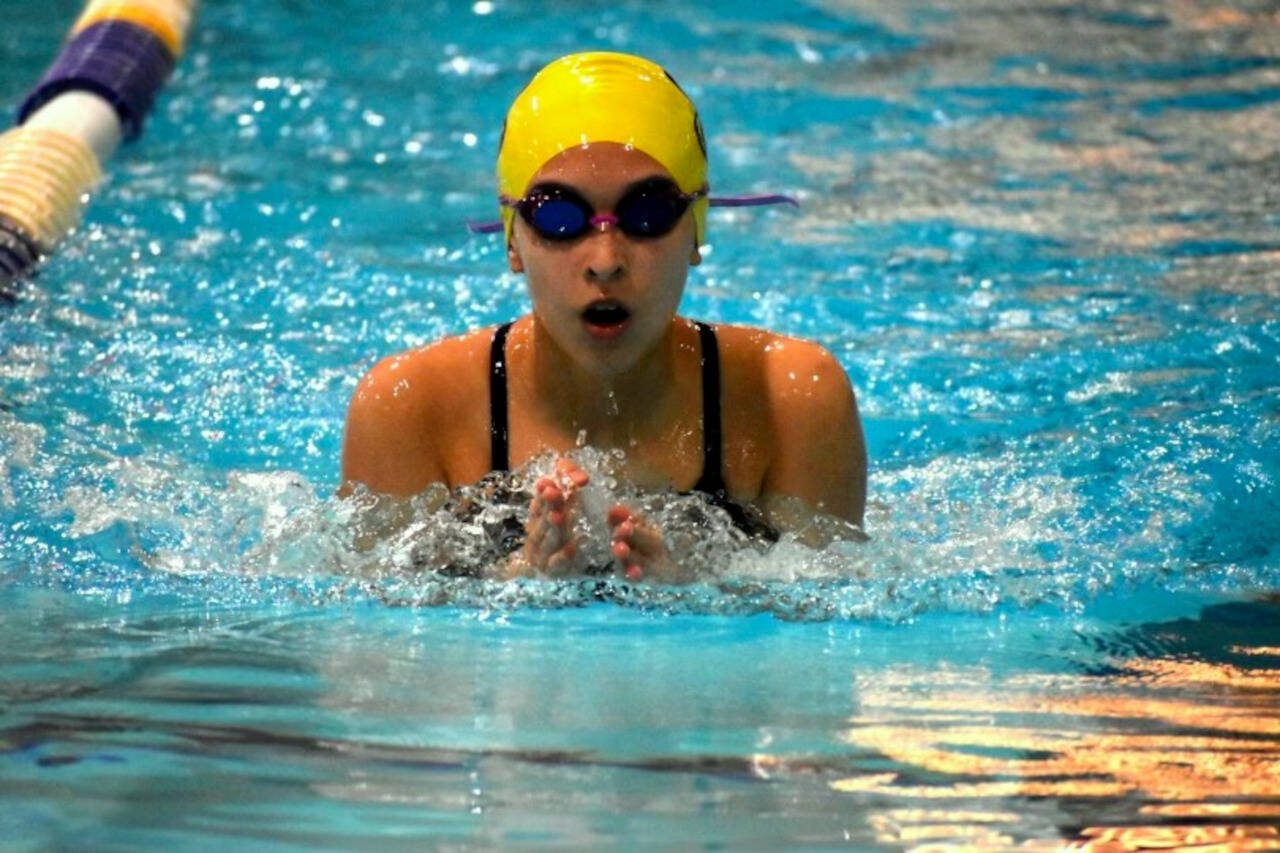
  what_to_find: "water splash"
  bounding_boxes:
[3,417,1269,621]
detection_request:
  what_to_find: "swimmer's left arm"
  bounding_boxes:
[760,341,867,533]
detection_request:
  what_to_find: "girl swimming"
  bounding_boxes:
[340,51,867,582]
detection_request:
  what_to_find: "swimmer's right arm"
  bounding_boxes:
[339,355,448,499]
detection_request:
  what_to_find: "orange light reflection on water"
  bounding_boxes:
[833,650,1280,849]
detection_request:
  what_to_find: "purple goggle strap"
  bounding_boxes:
[464,193,800,234]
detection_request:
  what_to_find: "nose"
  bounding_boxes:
[583,219,626,282]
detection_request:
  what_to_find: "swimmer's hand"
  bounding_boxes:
[607,504,690,585]
[506,458,591,578]
[498,457,693,584]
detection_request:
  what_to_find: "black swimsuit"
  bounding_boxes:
[488,321,778,541]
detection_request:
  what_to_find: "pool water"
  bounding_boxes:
[3,0,1279,847]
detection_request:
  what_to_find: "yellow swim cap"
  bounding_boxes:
[496,51,708,243]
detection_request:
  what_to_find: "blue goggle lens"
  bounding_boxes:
[616,190,685,237]
[527,196,589,238]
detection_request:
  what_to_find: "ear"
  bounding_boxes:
[689,244,702,266]
[507,239,524,273]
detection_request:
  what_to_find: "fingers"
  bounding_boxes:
[534,477,567,525]
[546,538,577,569]
[525,479,567,569]
[607,507,637,578]
[525,520,573,570]
[609,505,663,554]
[523,460,589,573]
[554,457,590,490]
[520,460,691,582]
[607,503,668,581]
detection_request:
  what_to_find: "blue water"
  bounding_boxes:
[3,0,1280,847]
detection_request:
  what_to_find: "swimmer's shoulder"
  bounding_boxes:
[713,322,863,517]
[710,323,854,406]
[350,325,496,416]
[341,325,499,496]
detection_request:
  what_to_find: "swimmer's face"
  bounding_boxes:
[508,142,701,375]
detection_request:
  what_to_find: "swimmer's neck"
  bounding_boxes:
[517,314,687,446]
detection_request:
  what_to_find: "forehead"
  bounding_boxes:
[526,142,673,197]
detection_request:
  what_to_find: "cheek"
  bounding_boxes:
[634,254,689,322]
[526,253,567,283]
[640,221,695,293]
[512,234,560,295]
[658,236,694,297]
[520,256,575,319]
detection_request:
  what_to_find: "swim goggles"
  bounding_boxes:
[467,184,798,238]
[506,178,705,241]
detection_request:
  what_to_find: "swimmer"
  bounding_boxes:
[340,51,867,582]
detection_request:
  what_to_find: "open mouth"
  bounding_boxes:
[581,300,631,331]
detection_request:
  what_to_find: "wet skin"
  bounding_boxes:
[341,143,868,581]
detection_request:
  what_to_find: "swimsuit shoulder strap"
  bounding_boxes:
[692,321,727,496]
[686,322,780,542]
[489,321,514,472]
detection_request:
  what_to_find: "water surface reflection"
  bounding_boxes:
[837,603,1280,847]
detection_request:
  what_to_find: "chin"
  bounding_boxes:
[578,340,645,375]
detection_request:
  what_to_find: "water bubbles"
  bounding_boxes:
[795,41,822,64]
